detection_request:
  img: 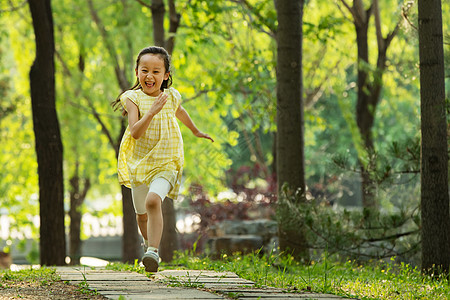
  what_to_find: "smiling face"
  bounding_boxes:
[135,54,170,97]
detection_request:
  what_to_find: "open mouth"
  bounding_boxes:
[145,82,155,88]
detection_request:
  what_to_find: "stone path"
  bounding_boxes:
[55,267,357,300]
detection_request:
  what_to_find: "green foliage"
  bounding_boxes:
[0,6,39,242]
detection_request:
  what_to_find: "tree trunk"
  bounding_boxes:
[418,0,449,275]
[68,162,90,265]
[151,0,165,47]
[274,0,309,261]
[160,197,179,262]
[121,185,142,263]
[353,5,379,209]
[28,0,66,266]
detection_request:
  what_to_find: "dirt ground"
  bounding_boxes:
[0,280,108,300]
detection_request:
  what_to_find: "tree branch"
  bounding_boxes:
[373,0,384,50]
[181,89,216,104]
[87,100,118,152]
[386,1,414,49]
[54,48,119,150]
[230,0,276,38]
[365,229,420,243]
[134,0,151,9]
[87,0,129,90]
[166,0,180,54]
[338,0,359,24]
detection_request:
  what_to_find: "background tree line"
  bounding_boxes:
[0,0,448,274]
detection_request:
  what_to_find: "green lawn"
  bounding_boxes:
[156,250,449,300]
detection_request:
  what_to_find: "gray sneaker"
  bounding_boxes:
[142,250,159,272]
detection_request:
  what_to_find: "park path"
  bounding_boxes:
[55,267,357,300]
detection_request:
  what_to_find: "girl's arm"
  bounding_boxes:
[127,93,168,139]
[176,105,214,142]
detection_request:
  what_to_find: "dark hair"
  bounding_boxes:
[112,46,173,112]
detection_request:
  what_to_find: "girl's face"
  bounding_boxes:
[135,54,169,97]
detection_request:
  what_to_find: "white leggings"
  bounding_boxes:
[131,178,171,214]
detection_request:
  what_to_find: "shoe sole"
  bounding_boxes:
[142,256,159,272]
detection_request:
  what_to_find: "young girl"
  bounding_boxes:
[113,46,213,272]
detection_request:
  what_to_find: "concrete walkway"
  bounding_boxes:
[56,267,357,300]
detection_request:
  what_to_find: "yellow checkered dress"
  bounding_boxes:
[117,87,184,200]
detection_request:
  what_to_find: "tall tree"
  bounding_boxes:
[274,0,309,260]
[338,0,403,209]
[418,0,449,275]
[86,0,140,263]
[68,161,90,265]
[28,0,66,265]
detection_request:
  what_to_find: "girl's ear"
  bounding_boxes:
[164,72,170,80]
[135,68,138,77]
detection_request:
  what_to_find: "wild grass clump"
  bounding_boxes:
[164,249,449,300]
[1,267,58,283]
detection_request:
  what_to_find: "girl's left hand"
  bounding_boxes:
[195,131,214,142]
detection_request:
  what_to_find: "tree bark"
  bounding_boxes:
[121,185,141,263]
[166,0,180,54]
[28,0,66,266]
[274,0,309,261]
[68,163,90,265]
[418,0,450,275]
[353,10,378,209]
[151,0,165,47]
[160,197,179,262]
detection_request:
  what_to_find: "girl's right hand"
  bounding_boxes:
[148,92,168,117]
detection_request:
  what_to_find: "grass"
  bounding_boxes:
[104,249,450,299]
[0,266,101,297]
[159,250,450,300]
[1,267,59,285]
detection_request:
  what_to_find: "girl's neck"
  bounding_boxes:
[141,88,164,97]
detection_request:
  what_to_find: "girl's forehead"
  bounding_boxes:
[138,54,165,68]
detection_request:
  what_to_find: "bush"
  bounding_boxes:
[276,191,421,264]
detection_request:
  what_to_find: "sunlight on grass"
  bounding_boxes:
[1,267,59,283]
[159,250,450,300]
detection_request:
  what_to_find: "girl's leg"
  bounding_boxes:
[131,184,150,246]
[136,213,148,245]
[142,178,171,272]
[145,192,163,248]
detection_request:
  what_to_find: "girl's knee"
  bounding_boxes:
[145,193,162,211]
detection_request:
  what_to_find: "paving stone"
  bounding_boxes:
[56,267,224,299]
[55,266,355,300]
